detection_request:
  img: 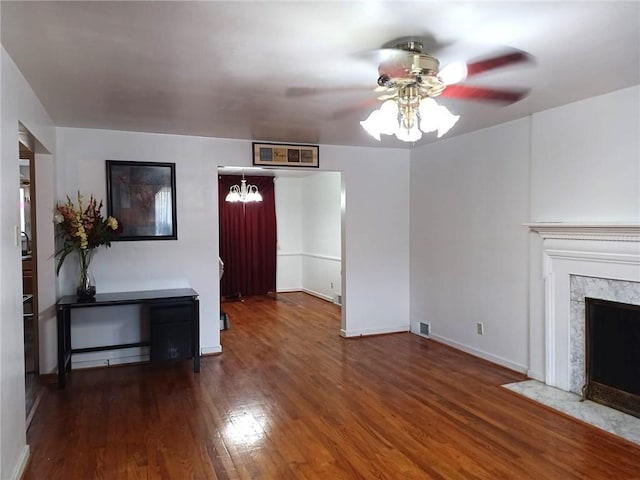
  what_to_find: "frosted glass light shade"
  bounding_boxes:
[418,98,439,133]
[225,186,241,202]
[396,124,423,142]
[378,100,399,135]
[435,105,460,138]
[361,97,459,142]
[360,110,382,141]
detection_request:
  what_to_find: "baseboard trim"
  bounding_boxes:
[276,289,342,305]
[72,354,149,370]
[340,324,410,338]
[526,369,544,381]
[10,445,30,480]
[201,345,222,355]
[302,288,333,303]
[427,333,528,374]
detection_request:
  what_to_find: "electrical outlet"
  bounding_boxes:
[476,322,484,335]
[330,282,334,289]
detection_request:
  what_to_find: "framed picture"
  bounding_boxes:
[106,160,177,241]
[253,142,319,168]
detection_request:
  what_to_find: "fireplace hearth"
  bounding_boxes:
[585,297,640,418]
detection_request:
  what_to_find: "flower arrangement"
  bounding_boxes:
[54,192,122,296]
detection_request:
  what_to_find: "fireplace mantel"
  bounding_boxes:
[526,223,640,242]
[528,222,640,391]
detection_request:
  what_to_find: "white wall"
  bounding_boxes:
[275,173,342,300]
[275,177,303,291]
[1,47,56,480]
[232,147,412,337]
[409,85,640,378]
[55,127,224,365]
[301,172,342,301]
[530,86,640,222]
[320,146,411,336]
[410,118,531,372]
[54,131,410,363]
[34,153,57,375]
[527,85,640,380]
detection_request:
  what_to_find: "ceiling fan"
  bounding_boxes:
[373,40,531,103]
[287,38,533,142]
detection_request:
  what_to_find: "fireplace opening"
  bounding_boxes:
[585,297,640,418]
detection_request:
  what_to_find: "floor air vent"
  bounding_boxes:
[419,322,430,336]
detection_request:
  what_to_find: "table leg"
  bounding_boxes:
[193,298,200,373]
[57,307,66,389]
[65,309,72,372]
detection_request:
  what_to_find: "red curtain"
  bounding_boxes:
[218,175,277,297]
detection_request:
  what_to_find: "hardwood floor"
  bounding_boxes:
[24,292,640,479]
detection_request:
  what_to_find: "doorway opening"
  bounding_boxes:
[19,136,42,425]
[217,167,343,332]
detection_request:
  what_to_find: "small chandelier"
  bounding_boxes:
[225,173,262,203]
[360,85,460,143]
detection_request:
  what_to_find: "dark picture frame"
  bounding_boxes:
[106,160,177,241]
[253,142,319,168]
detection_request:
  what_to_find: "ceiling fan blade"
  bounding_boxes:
[285,86,373,97]
[441,85,529,104]
[465,49,533,78]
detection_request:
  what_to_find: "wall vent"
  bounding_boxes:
[333,294,342,306]
[419,322,430,336]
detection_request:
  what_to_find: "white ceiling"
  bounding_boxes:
[1,1,639,149]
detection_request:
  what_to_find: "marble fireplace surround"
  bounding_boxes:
[528,224,640,393]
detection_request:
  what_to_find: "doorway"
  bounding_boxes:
[19,139,41,424]
[218,167,343,330]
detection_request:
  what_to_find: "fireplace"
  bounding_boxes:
[585,297,640,417]
[526,223,640,395]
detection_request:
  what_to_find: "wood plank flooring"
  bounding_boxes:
[24,292,640,479]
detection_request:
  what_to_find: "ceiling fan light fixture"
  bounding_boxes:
[356,39,535,143]
[396,123,423,142]
[361,95,459,143]
[360,110,382,141]
[432,104,460,138]
[418,97,439,133]
[378,99,400,135]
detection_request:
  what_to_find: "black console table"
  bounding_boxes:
[56,288,200,389]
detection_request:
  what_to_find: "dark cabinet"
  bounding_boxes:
[150,302,193,363]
